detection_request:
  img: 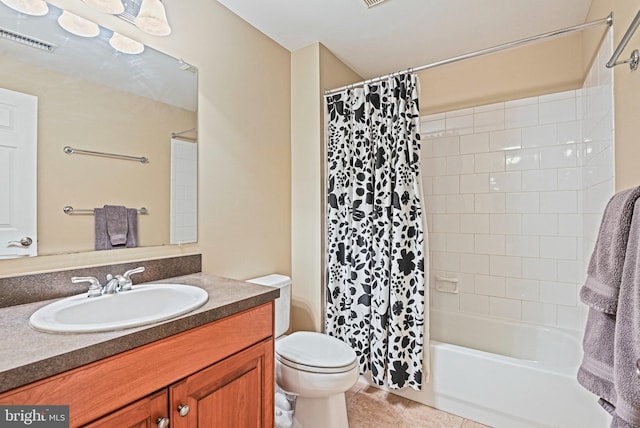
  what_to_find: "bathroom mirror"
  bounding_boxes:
[0,3,198,258]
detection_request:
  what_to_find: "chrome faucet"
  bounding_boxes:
[71,266,145,297]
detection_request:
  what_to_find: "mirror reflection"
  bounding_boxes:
[0,2,198,259]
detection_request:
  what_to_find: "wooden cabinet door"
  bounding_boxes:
[82,390,169,428]
[169,339,274,428]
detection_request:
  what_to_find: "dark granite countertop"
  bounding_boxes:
[0,273,279,394]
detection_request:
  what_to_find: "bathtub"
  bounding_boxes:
[387,309,612,428]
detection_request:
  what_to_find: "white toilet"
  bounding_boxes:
[247,274,359,428]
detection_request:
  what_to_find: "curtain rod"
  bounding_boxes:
[324,13,613,96]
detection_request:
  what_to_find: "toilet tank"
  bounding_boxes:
[246,274,291,338]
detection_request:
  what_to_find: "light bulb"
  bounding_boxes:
[81,0,124,15]
[134,0,171,36]
[0,0,48,16]
[57,10,100,38]
[109,32,144,55]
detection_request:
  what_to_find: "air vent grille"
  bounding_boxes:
[0,28,56,52]
[362,0,387,8]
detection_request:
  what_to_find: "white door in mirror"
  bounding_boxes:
[0,88,37,259]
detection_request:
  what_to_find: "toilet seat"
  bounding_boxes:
[275,331,357,374]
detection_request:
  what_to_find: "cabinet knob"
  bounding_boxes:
[156,417,170,428]
[177,404,190,417]
[636,359,640,378]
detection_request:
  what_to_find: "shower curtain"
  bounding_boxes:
[325,73,427,390]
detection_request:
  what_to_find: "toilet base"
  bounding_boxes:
[294,392,349,428]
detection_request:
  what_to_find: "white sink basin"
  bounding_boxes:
[29,284,209,333]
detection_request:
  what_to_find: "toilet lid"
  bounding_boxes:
[276,331,357,373]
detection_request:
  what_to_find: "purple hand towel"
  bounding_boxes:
[125,208,138,248]
[104,205,128,246]
[580,186,640,314]
[94,208,110,251]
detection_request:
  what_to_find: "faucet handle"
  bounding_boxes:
[123,266,145,281]
[71,276,102,297]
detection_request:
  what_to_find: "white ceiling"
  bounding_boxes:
[216,0,595,79]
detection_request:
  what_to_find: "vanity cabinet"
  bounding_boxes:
[0,303,274,428]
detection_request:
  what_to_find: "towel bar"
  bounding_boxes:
[63,206,148,215]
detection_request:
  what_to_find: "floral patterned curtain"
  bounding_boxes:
[325,73,426,390]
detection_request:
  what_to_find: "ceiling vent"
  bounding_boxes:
[0,27,56,52]
[362,0,388,8]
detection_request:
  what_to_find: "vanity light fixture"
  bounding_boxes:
[57,10,100,37]
[81,0,124,15]
[109,32,144,54]
[134,0,171,36]
[0,0,48,16]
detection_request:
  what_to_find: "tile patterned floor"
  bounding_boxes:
[346,379,491,428]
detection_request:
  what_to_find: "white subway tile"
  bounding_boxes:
[522,214,558,236]
[557,260,585,284]
[432,176,460,195]
[432,136,461,157]
[474,102,505,113]
[506,236,540,258]
[490,297,522,320]
[460,173,489,194]
[460,253,490,275]
[522,301,557,326]
[431,214,460,233]
[425,195,447,214]
[540,191,578,214]
[505,96,538,108]
[506,278,540,301]
[521,169,557,192]
[540,237,577,260]
[522,258,557,281]
[447,233,475,253]
[460,133,490,154]
[447,194,475,213]
[540,144,577,169]
[505,148,540,171]
[475,109,505,133]
[421,118,445,137]
[429,233,447,252]
[505,104,538,129]
[446,107,474,118]
[422,176,433,195]
[422,157,447,176]
[557,121,582,145]
[558,214,582,237]
[539,98,577,125]
[506,192,540,213]
[540,281,577,306]
[460,214,490,234]
[475,275,506,297]
[459,293,490,315]
[475,234,506,255]
[557,167,582,190]
[490,214,522,235]
[539,90,576,103]
[522,124,557,148]
[475,152,505,173]
[432,290,460,311]
[490,255,522,277]
[422,112,445,122]
[557,305,585,330]
[490,129,522,151]
[490,172,522,193]
[432,252,461,272]
[453,272,476,294]
[446,114,474,135]
[475,193,505,213]
[446,154,475,175]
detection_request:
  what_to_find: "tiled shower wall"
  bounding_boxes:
[420,30,614,331]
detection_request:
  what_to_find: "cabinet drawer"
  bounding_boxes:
[0,302,273,427]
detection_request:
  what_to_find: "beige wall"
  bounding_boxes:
[584,0,640,191]
[1,0,291,279]
[290,43,361,332]
[418,33,587,114]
